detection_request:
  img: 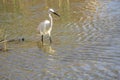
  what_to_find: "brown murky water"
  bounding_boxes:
[0,0,120,80]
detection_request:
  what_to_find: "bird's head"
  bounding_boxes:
[48,8,60,17]
[49,8,55,13]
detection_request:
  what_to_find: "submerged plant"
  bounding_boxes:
[0,27,8,51]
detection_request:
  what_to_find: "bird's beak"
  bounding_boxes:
[53,12,60,17]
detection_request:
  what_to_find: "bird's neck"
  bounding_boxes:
[49,14,53,27]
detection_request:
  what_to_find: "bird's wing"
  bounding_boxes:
[37,20,50,34]
[44,20,51,33]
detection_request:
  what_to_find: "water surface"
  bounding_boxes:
[0,0,120,80]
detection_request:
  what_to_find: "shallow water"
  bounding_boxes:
[0,0,120,80]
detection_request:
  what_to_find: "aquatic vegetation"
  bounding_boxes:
[0,27,8,51]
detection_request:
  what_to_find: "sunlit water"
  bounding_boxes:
[0,0,120,80]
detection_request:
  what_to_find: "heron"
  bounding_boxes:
[37,8,60,43]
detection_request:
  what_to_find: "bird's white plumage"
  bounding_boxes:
[37,20,51,35]
[45,20,50,24]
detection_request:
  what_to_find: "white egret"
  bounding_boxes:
[37,8,60,43]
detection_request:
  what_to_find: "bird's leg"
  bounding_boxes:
[49,36,52,43]
[48,33,52,43]
[41,35,43,43]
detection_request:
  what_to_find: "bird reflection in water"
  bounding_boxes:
[37,41,55,54]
